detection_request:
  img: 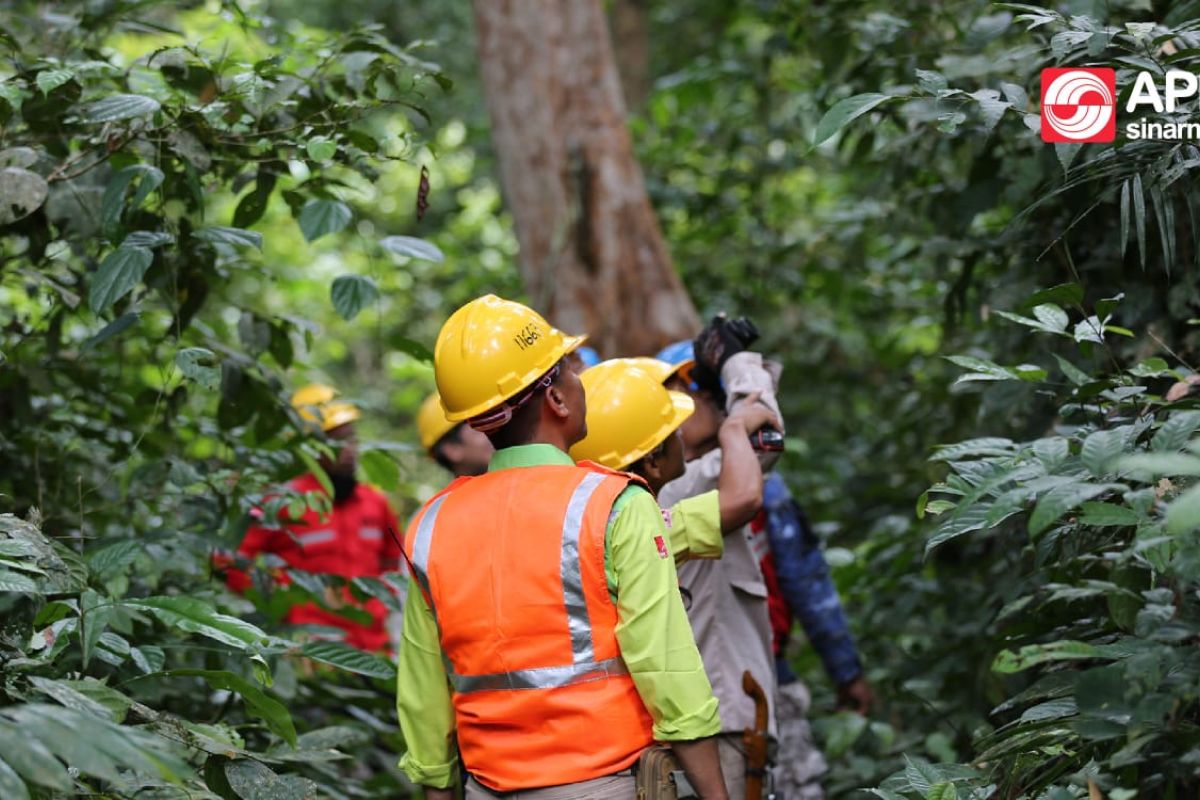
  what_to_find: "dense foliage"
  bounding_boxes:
[0,2,450,796]
[4,0,1200,798]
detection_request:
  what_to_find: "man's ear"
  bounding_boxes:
[545,385,570,419]
[640,451,662,481]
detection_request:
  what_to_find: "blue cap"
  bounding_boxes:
[655,340,695,367]
[576,346,601,369]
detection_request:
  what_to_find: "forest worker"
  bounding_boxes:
[416,391,493,478]
[569,357,779,562]
[654,318,788,800]
[396,294,729,800]
[222,384,401,652]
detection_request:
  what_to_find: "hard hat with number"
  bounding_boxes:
[291,383,361,432]
[569,359,694,469]
[434,294,586,421]
[417,392,459,451]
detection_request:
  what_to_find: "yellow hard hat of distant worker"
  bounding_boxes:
[417,392,459,450]
[569,360,694,470]
[434,294,586,421]
[291,383,361,432]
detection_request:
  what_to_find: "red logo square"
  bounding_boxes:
[1040,67,1116,143]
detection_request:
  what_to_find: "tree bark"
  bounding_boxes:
[472,0,698,357]
[609,0,652,111]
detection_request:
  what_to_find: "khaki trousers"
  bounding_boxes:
[464,773,636,799]
[717,736,747,800]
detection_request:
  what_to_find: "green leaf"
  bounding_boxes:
[359,449,399,491]
[297,450,334,498]
[381,235,445,263]
[1120,179,1131,257]
[392,336,434,363]
[88,246,152,313]
[0,570,40,593]
[81,93,161,122]
[122,230,173,248]
[903,756,945,795]
[233,172,277,229]
[1133,172,1146,268]
[298,199,352,242]
[1054,354,1092,386]
[159,670,296,747]
[1073,315,1106,345]
[1029,482,1123,537]
[193,226,264,250]
[1152,411,1200,451]
[916,69,948,93]
[1119,451,1200,476]
[124,596,274,651]
[1078,502,1141,527]
[299,641,396,679]
[1129,358,1171,377]
[1165,483,1200,535]
[101,164,163,233]
[992,640,1134,673]
[1081,429,1125,477]
[35,68,73,96]
[1031,303,1069,332]
[330,275,379,321]
[175,347,220,391]
[305,136,337,162]
[0,722,72,791]
[0,756,30,800]
[927,782,958,800]
[224,758,320,799]
[813,93,892,146]
[945,354,1020,382]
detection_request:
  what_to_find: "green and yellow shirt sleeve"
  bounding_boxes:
[661,490,723,563]
[605,487,721,741]
[395,578,458,788]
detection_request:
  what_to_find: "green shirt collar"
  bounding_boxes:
[488,443,575,472]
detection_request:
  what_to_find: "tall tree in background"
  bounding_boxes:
[472,0,698,356]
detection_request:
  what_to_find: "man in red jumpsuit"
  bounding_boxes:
[225,384,400,651]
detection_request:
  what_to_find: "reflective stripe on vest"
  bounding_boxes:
[411,471,619,694]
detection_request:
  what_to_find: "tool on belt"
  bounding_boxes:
[635,745,699,800]
[743,670,771,800]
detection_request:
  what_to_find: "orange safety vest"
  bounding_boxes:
[403,462,655,791]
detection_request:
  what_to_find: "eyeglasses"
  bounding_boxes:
[467,360,563,433]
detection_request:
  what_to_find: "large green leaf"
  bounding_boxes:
[174,347,220,391]
[0,756,29,800]
[1165,483,1200,535]
[0,723,72,792]
[330,275,379,321]
[1151,410,1200,452]
[81,93,161,122]
[0,167,48,225]
[193,226,264,251]
[381,234,444,263]
[299,640,396,680]
[159,670,296,747]
[1028,482,1123,537]
[992,640,1136,673]
[359,449,399,491]
[224,758,320,799]
[297,199,352,242]
[813,93,892,146]
[88,246,153,313]
[1081,429,1125,477]
[124,596,275,651]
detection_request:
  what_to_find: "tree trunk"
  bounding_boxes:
[472,0,698,357]
[609,0,651,112]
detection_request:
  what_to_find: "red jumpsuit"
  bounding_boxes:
[226,473,401,651]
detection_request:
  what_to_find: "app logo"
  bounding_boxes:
[1040,68,1116,143]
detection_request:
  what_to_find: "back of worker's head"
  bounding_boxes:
[433,294,588,451]
[418,393,493,477]
[569,360,693,492]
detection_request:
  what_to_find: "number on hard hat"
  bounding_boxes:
[417,392,459,451]
[291,384,361,432]
[434,294,586,422]
[569,359,694,470]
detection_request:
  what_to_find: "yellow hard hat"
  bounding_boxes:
[291,383,361,432]
[434,294,586,421]
[417,392,459,450]
[569,360,694,469]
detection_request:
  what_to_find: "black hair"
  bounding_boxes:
[619,439,669,480]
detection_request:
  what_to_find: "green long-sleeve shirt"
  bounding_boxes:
[395,444,721,788]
